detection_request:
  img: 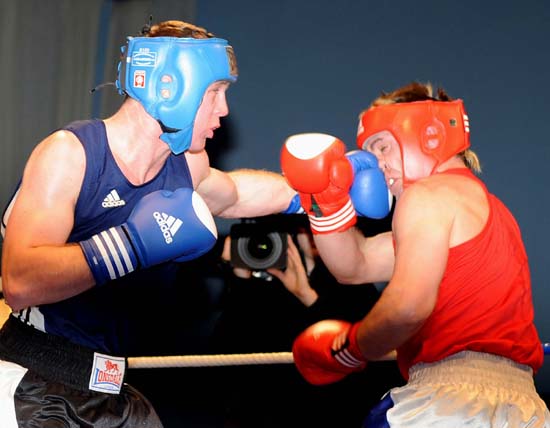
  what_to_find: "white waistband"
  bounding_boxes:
[408,351,535,393]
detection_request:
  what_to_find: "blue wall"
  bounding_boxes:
[197,0,550,392]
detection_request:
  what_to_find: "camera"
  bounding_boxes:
[230,219,288,271]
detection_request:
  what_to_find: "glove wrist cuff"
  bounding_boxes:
[333,322,365,369]
[308,199,356,234]
[281,193,305,214]
[79,225,138,286]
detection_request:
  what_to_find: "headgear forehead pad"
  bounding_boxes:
[116,36,238,154]
[357,100,470,186]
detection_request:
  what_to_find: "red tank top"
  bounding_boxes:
[396,168,543,379]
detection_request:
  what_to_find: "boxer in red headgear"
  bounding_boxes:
[356,98,470,188]
[288,82,549,427]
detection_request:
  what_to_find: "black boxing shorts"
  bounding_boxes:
[0,315,163,428]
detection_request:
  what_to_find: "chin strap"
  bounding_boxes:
[90,81,117,94]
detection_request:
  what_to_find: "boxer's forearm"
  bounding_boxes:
[216,169,296,218]
[2,244,95,311]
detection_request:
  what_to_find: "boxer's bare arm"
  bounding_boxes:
[313,229,395,285]
[192,160,295,218]
[219,168,296,218]
[354,183,451,359]
[1,131,94,311]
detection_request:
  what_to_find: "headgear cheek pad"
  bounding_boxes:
[356,100,470,187]
[116,36,238,154]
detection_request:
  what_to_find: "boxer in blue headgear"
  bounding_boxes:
[0,19,297,428]
[116,28,238,154]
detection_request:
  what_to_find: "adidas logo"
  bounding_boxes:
[153,212,183,244]
[102,190,126,208]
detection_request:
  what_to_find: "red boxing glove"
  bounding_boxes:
[281,133,356,234]
[292,320,366,386]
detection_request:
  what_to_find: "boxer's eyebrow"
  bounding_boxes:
[367,136,384,151]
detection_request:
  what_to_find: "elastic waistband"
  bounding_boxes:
[0,315,127,393]
[408,351,535,393]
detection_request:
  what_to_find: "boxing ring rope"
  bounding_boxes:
[128,352,294,369]
[128,343,550,369]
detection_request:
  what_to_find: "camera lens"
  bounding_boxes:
[247,235,274,260]
[237,232,284,270]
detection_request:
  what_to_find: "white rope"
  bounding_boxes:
[128,352,294,369]
[127,344,549,369]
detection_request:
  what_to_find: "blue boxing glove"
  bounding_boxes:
[346,150,393,219]
[80,188,217,285]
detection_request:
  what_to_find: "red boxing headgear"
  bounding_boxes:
[356,100,470,187]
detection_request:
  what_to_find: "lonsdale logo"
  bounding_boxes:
[95,360,123,385]
[89,353,125,394]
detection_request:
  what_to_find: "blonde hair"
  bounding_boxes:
[364,81,481,173]
[460,150,481,173]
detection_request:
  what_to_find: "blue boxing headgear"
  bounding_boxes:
[116,36,238,154]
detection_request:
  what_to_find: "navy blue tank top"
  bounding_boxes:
[28,120,194,355]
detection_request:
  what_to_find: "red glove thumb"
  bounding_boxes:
[329,158,354,191]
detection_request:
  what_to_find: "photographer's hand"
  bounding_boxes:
[222,235,252,279]
[268,236,318,307]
